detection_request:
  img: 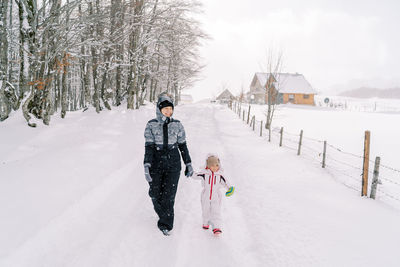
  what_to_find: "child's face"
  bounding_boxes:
[209,164,219,172]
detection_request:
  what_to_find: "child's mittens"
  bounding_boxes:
[226,186,235,197]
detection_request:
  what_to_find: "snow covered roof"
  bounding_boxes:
[217,89,235,100]
[254,72,316,94]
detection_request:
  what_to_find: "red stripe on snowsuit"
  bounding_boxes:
[210,171,214,200]
[207,167,211,184]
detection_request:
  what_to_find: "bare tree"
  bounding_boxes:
[263,48,283,130]
[0,0,207,125]
[238,84,246,107]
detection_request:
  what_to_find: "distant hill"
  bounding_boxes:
[339,87,400,99]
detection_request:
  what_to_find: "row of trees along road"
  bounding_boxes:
[0,0,206,126]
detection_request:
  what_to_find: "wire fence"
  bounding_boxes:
[229,101,400,209]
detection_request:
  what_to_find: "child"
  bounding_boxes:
[192,154,234,235]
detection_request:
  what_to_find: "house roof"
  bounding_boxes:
[254,72,316,94]
[217,89,234,100]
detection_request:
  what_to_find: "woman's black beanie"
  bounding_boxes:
[158,99,174,111]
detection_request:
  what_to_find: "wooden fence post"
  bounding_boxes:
[370,156,381,199]
[297,130,303,155]
[252,116,255,131]
[247,105,251,124]
[279,127,283,147]
[260,121,263,137]
[322,141,327,168]
[362,130,371,197]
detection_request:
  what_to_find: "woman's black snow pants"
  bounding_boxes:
[148,170,180,231]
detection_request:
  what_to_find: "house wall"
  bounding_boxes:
[250,76,264,94]
[264,87,279,104]
[282,93,315,105]
[250,94,264,104]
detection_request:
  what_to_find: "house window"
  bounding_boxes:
[303,94,310,99]
[288,94,295,100]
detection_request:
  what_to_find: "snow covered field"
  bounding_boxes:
[240,101,400,168]
[239,101,400,208]
[1,103,400,266]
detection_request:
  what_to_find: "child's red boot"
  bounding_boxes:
[213,228,222,235]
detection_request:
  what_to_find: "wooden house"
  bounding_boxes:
[249,72,316,105]
[216,89,235,103]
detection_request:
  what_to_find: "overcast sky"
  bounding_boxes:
[186,0,400,101]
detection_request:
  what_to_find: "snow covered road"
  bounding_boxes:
[1,104,400,266]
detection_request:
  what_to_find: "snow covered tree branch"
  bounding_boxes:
[0,0,206,126]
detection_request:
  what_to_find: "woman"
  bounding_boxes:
[143,93,193,236]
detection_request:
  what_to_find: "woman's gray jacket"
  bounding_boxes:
[143,95,191,173]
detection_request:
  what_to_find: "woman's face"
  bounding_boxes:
[161,106,173,117]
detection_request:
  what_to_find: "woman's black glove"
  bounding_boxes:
[184,163,194,177]
[144,163,152,182]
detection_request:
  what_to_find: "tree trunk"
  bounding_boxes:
[265,87,272,129]
[16,0,29,104]
[88,1,100,113]
[0,0,10,120]
[0,0,9,80]
[22,86,35,127]
[78,3,90,109]
[100,62,112,110]
[61,52,68,118]
[111,0,123,106]
[18,0,39,125]
[127,0,143,109]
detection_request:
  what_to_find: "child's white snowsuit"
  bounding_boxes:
[193,167,230,229]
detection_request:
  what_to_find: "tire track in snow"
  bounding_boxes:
[167,104,260,266]
[209,105,267,266]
